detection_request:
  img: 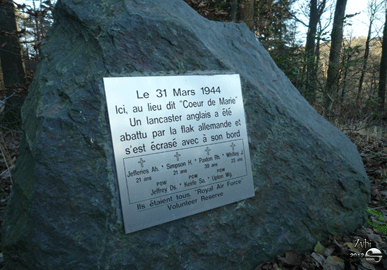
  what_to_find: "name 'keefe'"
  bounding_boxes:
[184,180,197,187]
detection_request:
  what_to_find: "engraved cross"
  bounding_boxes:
[230,142,236,151]
[205,147,211,155]
[174,152,181,161]
[138,158,146,168]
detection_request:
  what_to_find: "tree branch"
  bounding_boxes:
[289,13,307,27]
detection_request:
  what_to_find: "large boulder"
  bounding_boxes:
[2,0,369,269]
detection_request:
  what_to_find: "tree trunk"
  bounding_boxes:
[230,0,238,22]
[0,57,5,92]
[240,0,254,31]
[0,0,25,86]
[0,0,26,127]
[315,21,322,78]
[357,20,372,103]
[340,48,349,106]
[357,0,380,103]
[32,0,41,58]
[304,0,326,103]
[325,0,347,113]
[378,4,387,110]
[304,0,318,102]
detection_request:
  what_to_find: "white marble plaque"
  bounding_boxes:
[103,74,254,233]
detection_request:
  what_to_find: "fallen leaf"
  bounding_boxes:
[314,241,325,255]
[345,242,362,253]
[278,250,302,266]
[311,252,325,267]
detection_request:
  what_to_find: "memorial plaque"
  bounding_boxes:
[103,74,254,233]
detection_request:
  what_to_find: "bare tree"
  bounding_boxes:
[0,0,25,86]
[325,0,347,112]
[0,0,26,127]
[304,0,327,103]
[357,0,383,103]
[240,0,255,30]
[230,0,238,22]
[378,1,387,110]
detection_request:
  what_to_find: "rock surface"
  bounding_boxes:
[2,0,370,269]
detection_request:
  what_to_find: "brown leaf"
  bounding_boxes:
[322,245,336,257]
[278,250,302,266]
[345,242,362,253]
[324,256,345,270]
[371,188,380,197]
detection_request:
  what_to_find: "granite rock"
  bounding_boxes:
[2,0,369,269]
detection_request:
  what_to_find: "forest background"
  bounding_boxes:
[1,0,387,131]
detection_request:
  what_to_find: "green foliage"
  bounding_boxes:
[313,241,326,254]
[188,0,296,55]
[368,208,387,235]
[15,0,56,60]
[327,256,344,263]
[255,0,295,48]
[274,47,322,102]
